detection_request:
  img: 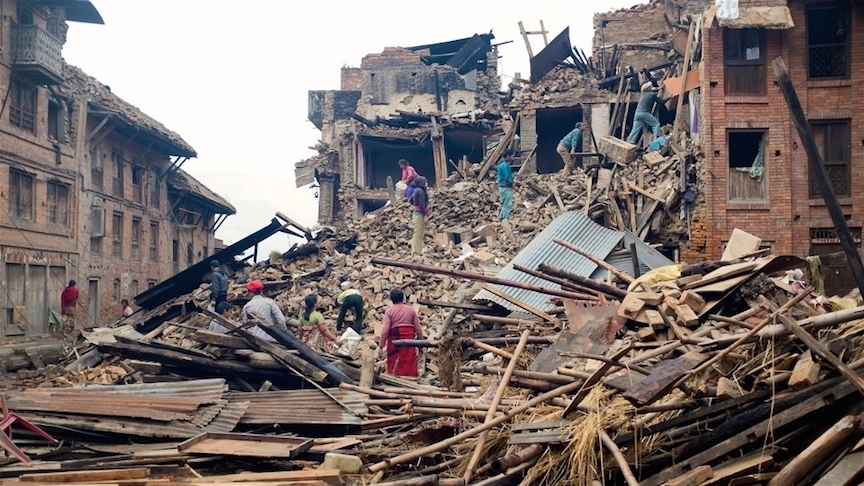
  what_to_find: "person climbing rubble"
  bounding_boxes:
[410,176,429,255]
[241,279,287,341]
[297,293,340,353]
[497,149,515,221]
[557,122,584,174]
[627,82,666,145]
[398,159,419,200]
[335,283,364,335]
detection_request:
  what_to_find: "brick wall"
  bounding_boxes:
[341,68,363,91]
[701,0,864,261]
[360,47,424,69]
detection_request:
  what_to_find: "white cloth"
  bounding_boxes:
[716,0,739,20]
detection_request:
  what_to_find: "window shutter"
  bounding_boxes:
[91,207,104,236]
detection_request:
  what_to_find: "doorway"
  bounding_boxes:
[88,279,100,328]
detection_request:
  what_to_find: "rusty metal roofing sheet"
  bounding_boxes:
[227,389,366,426]
[474,212,623,312]
[21,378,227,405]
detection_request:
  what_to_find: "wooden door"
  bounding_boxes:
[88,279,100,328]
[3,263,26,337]
[27,265,47,335]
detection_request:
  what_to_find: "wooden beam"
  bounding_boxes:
[772,57,864,297]
[518,21,534,58]
[481,284,559,324]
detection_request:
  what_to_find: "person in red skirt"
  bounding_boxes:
[378,288,425,376]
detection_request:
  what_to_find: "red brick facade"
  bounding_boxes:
[701,0,864,262]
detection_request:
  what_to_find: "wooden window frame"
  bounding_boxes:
[9,81,36,133]
[149,221,159,262]
[8,168,34,220]
[131,217,142,261]
[806,4,850,80]
[111,211,124,259]
[111,150,124,198]
[47,180,69,227]
[724,28,767,95]
[809,120,851,198]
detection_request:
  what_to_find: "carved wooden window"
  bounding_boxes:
[810,121,850,198]
[807,5,849,79]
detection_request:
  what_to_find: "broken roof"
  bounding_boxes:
[474,211,673,312]
[167,169,236,215]
[61,63,197,158]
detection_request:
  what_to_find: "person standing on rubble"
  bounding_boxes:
[61,280,79,334]
[209,260,229,308]
[410,176,429,255]
[379,288,424,377]
[497,150,515,221]
[242,279,287,341]
[336,286,364,335]
[120,299,134,318]
[556,122,584,173]
[627,82,664,145]
[297,293,340,352]
[399,159,419,200]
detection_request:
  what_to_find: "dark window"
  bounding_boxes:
[90,237,102,256]
[130,280,138,297]
[807,5,849,79]
[9,82,35,133]
[810,121,850,198]
[187,243,193,268]
[47,180,69,226]
[149,167,160,208]
[112,212,124,258]
[113,278,120,302]
[48,102,60,141]
[90,146,103,191]
[8,169,34,220]
[724,28,766,95]
[132,166,143,203]
[149,222,159,262]
[91,207,104,256]
[148,280,156,289]
[728,131,767,201]
[172,239,179,273]
[131,217,141,261]
[112,150,124,198]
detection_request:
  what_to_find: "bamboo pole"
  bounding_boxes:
[472,340,514,360]
[464,331,531,482]
[553,238,635,284]
[600,429,640,486]
[512,264,601,300]
[537,263,627,299]
[370,257,594,301]
[689,286,814,376]
[367,379,588,473]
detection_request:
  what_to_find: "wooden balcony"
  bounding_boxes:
[11,25,63,85]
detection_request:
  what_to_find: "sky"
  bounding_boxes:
[62,0,640,260]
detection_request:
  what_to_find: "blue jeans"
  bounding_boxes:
[627,111,661,144]
[498,186,513,220]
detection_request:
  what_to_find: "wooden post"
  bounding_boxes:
[518,21,534,58]
[431,117,447,188]
[772,57,864,297]
[553,238,635,284]
[476,113,520,181]
[463,331,531,482]
[672,24,696,137]
[768,414,862,486]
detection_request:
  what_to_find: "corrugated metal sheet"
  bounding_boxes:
[21,378,226,404]
[473,212,624,312]
[227,389,366,426]
[475,213,674,312]
[590,233,674,279]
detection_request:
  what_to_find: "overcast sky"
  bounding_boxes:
[62,0,640,259]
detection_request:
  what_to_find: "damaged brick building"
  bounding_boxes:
[296,34,503,222]
[297,0,864,298]
[0,0,234,337]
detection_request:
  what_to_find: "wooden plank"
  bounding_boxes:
[768,415,862,486]
[641,379,859,486]
[812,450,864,486]
[530,317,611,373]
[625,181,665,203]
[508,429,566,445]
[182,470,342,485]
[20,468,150,482]
[666,465,712,486]
[192,330,249,349]
[510,420,569,431]
[702,451,775,485]
[721,228,763,261]
[662,69,700,97]
[178,432,312,458]
[598,135,637,165]
[622,351,706,406]
[781,315,864,397]
[683,262,759,290]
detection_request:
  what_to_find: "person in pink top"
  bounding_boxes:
[398,159,419,199]
[379,288,424,376]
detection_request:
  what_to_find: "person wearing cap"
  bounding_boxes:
[557,122,584,174]
[410,176,429,255]
[497,149,515,221]
[379,288,424,377]
[336,288,364,334]
[627,82,664,145]
[241,279,287,341]
[398,159,419,200]
[210,260,229,307]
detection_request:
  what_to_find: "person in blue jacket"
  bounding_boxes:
[497,150,515,221]
[557,122,584,173]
